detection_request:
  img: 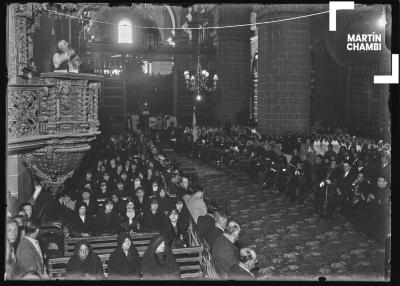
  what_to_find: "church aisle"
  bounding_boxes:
[170,153,386,281]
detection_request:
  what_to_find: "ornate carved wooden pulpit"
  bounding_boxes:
[8,73,103,195]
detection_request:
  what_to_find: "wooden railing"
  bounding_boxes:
[185,202,220,280]
[7,73,103,195]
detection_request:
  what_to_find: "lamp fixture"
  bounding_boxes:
[183,7,218,100]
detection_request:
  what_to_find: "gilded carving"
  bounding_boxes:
[21,139,91,195]
[8,87,40,138]
[10,72,102,194]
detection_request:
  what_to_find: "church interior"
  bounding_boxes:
[6,2,393,281]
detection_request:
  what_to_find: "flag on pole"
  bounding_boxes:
[192,107,198,142]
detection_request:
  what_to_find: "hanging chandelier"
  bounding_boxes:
[183,6,218,101]
[183,55,218,99]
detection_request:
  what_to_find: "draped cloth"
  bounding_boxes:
[108,232,141,280]
[65,240,104,280]
[141,235,180,280]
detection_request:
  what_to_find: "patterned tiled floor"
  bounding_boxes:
[169,153,386,281]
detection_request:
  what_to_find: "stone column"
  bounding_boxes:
[213,5,252,125]
[7,4,17,83]
[256,4,315,135]
[173,56,178,115]
[7,155,33,204]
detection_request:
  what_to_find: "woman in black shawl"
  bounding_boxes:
[120,198,140,233]
[161,208,189,248]
[157,188,174,216]
[65,240,104,280]
[133,188,149,221]
[141,235,180,280]
[141,198,166,232]
[68,202,94,238]
[92,199,120,236]
[108,232,141,280]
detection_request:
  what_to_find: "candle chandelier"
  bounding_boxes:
[183,6,218,101]
[183,54,218,101]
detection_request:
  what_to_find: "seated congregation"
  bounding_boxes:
[177,125,391,245]
[6,129,258,280]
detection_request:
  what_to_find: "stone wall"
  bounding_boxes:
[256,5,312,135]
[311,7,391,133]
[213,5,252,125]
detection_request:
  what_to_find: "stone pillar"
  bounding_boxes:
[7,155,33,203]
[213,5,252,125]
[257,4,314,135]
[173,56,178,115]
[175,54,193,125]
[7,4,17,84]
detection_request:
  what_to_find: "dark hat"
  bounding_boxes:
[80,187,91,194]
[150,197,158,205]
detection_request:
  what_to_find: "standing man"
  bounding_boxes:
[197,207,216,241]
[16,222,48,279]
[311,155,327,214]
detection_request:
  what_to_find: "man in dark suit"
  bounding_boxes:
[41,191,74,226]
[324,161,357,220]
[16,222,48,279]
[167,173,180,197]
[197,212,215,242]
[197,201,218,240]
[228,248,257,280]
[311,155,327,214]
[211,221,241,279]
[207,212,228,247]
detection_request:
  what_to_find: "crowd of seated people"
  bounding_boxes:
[5,130,183,279]
[5,124,389,280]
[6,129,260,280]
[176,125,391,245]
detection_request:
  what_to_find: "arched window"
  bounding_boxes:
[118,19,132,43]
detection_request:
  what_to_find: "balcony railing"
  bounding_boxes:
[7,72,103,194]
[8,73,103,153]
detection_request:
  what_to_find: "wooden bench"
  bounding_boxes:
[63,232,158,257]
[48,246,204,280]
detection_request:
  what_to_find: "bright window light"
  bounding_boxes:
[118,19,133,44]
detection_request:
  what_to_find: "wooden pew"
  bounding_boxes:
[63,232,158,257]
[48,246,204,280]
